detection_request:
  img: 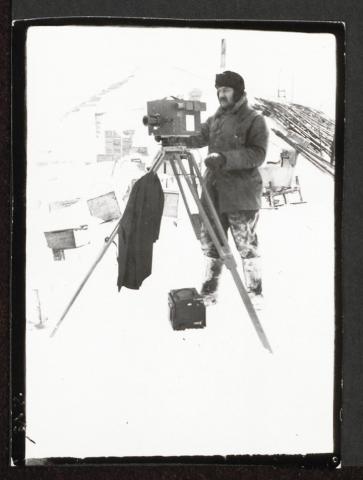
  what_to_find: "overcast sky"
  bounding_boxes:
[27,26,337,156]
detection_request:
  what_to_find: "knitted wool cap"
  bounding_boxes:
[215,71,245,102]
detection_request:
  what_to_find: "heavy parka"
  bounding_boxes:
[189,93,269,213]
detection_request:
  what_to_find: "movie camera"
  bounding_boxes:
[142,97,206,142]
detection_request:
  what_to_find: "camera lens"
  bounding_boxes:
[143,114,161,127]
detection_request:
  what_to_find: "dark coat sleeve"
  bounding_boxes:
[117,178,142,291]
[133,173,164,288]
[222,115,269,170]
[119,172,165,291]
[151,174,164,242]
[117,184,139,291]
[117,223,128,291]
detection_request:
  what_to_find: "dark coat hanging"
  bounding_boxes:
[117,171,164,291]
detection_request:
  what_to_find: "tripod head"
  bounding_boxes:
[155,136,192,148]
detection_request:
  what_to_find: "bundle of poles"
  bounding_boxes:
[254,98,335,177]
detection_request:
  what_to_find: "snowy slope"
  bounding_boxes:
[25,149,335,459]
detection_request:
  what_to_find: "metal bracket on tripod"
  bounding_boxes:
[151,146,273,353]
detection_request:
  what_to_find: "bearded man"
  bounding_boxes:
[188,70,269,308]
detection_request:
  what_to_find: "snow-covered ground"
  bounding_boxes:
[25,154,335,459]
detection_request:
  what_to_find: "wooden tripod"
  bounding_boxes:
[51,145,272,353]
[151,146,272,353]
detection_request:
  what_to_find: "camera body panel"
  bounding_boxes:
[143,98,206,137]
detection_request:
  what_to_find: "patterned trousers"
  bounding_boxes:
[200,210,260,260]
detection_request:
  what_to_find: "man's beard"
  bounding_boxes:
[219,98,234,110]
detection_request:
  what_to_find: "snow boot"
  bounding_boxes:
[242,257,264,310]
[201,257,223,306]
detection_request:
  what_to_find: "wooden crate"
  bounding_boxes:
[44,226,89,250]
[260,163,295,190]
[44,229,77,250]
[260,149,298,190]
[48,197,81,212]
[163,191,179,218]
[87,191,121,222]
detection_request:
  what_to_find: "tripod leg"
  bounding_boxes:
[168,158,201,240]
[150,149,166,173]
[186,155,231,250]
[173,158,227,260]
[187,154,200,195]
[228,263,272,352]
[175,155,272,354]
[50,218,122,337]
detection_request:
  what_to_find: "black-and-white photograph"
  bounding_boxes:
[24,25,337,461]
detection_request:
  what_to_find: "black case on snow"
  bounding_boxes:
[168,288,206,330]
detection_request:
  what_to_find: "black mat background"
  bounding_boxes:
[3,0,363,478]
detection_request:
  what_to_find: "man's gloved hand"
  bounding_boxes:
[204,152,226,170]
